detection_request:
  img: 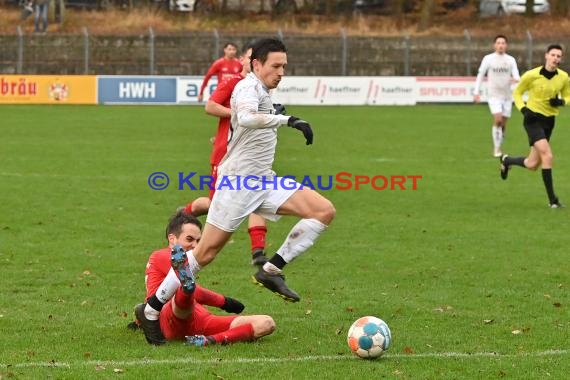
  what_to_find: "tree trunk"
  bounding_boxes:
[419,0,436,31]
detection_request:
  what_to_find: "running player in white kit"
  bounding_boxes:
[136,38,336,345]
[474,35,520,157]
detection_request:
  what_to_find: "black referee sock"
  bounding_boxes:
[541,169,557,204]
[504,156,526,168]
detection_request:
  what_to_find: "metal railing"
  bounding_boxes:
[0,28,568,76]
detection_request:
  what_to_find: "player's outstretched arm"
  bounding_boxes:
[199,60,221,101]
[473,56,489,102]
[287,116,313,145]
[205,99,231,118]
[559,74,570,107]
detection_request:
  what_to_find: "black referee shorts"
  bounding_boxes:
[523,110,555,146]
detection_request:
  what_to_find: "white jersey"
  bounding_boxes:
[474,52,520,99]
[218,72,289,178]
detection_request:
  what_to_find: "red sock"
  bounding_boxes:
[210,323,254,345]
[248,226,267,252]
[173,287,195,310]
[183,201,194,215]
[194,285,225,308]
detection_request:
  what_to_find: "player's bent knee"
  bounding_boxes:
[313,199,335,225]
[324,201,336,224]
[541,153,553,166]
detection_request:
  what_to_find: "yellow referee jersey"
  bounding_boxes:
[513,66,570,117]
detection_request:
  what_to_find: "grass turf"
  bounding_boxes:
[0,104,569,379]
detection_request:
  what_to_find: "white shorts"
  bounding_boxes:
[206,175,301,232]
[487,97,513,117]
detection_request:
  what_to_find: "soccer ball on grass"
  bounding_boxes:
[347,316,391,359]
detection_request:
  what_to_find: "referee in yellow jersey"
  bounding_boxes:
[500,44,570,208]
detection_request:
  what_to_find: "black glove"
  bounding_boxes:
[287,116,313,145]
[273,103,287,115]
[549,98,565,107]
[221,297,245,314]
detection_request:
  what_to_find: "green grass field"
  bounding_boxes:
[1,104,569,379]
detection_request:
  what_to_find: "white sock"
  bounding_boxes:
[500,127,505,145]
[275,218,327,263]
[143,305,160,320]
[185,249,202,274]
[143,250,202,320]
[144,268,180,320]
[492,126,502,149]
[262,262,282,274]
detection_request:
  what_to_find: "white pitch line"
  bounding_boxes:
[2,349,568,369]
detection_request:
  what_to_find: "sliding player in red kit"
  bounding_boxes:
[134,211,275,346]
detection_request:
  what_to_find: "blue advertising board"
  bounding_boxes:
[98,76,177,104]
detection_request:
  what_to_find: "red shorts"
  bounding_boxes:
[159,301,236,341]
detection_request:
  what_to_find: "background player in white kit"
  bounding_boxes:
[474,35,520,157]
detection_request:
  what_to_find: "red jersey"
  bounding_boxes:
[144,247,225,307]
[143,247,236,341]
[145,247,174,300]
[199,57,242,98]
[209,74,244,165]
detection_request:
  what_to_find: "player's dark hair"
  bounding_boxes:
[240,41,255,68]
[546,44,563,53]
[223,42,237,49]
[494,35,507,43]
[241,41,254,55]
[250,38,287,65]
[165,210,202,240]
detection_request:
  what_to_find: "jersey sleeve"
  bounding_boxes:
[234,84,289,129]
[210,78,235,105]
[560,73,570,106]
[474,55,489,95]
[510,56,521,82]
[144,249,169,301]
[199,60,221,97]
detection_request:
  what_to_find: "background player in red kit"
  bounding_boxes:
[134,211,275,346]
[197,42,242,102]
[183,43,279,267]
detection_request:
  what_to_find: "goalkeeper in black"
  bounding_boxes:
[500,44,570,208]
